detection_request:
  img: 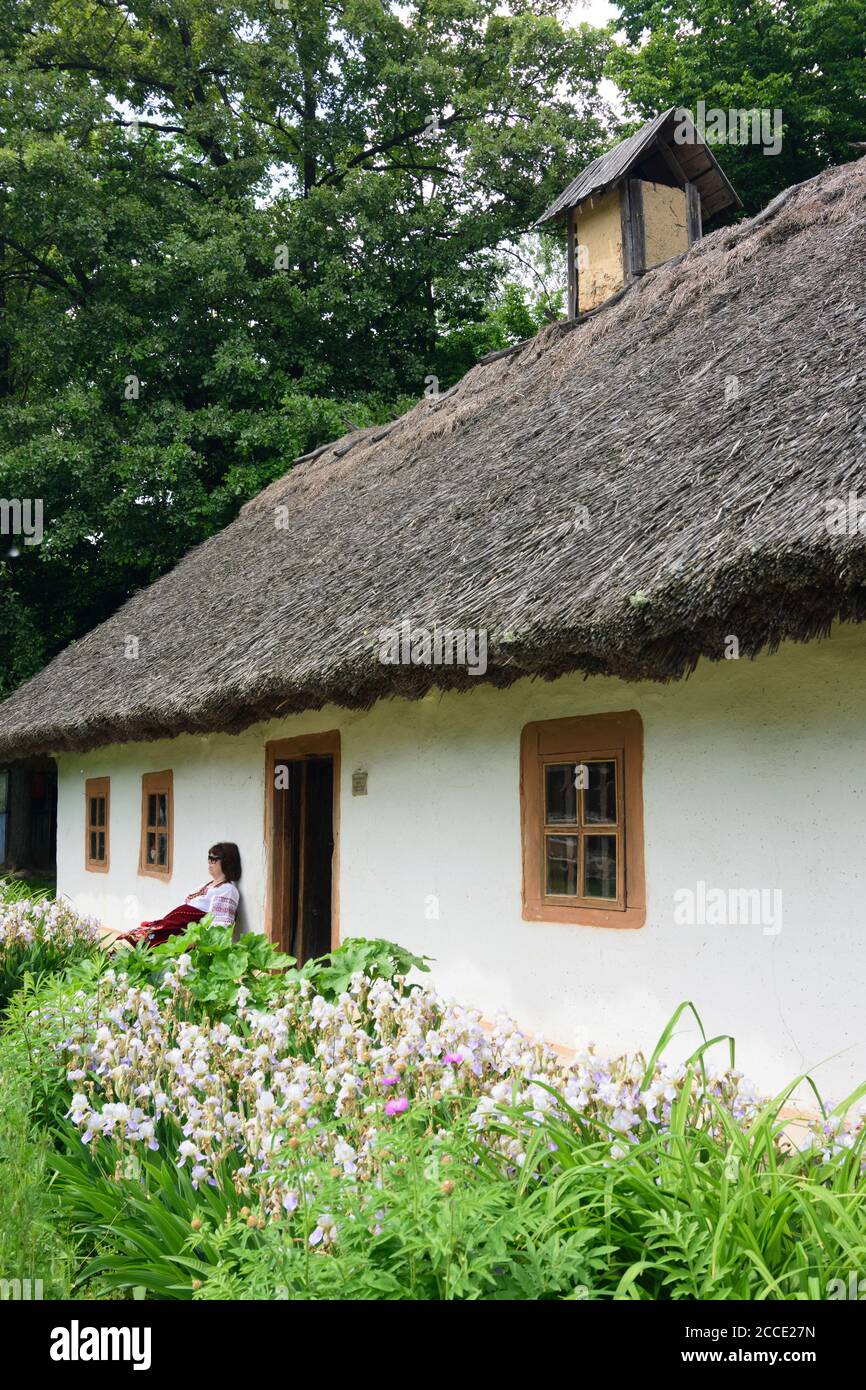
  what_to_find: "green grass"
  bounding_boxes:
[0,1029,76,1298]
[0,871,56,898]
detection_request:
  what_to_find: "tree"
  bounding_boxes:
[0,0,612,692]
[607,0,866,214]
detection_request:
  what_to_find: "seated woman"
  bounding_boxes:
[117,842,241,949]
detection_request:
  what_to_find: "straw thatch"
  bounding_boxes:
[0,157,865,758]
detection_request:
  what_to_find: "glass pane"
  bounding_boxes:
[97,797,105,827]
[97,831,105,861]
[545,834,578,895]
[88,797,97,829]
[584,835,617,899]
[147,831,156,864]
[157,793,167,827]
[157,833,167,866]
[89,830,97,860]
[545,764,577,824]
[148,793,157,828]
[585,761,617,824]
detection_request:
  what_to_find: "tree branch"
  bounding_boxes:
[316,110,471,187]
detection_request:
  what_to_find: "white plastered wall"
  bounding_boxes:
[57,623,866,1098]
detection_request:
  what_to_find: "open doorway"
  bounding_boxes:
[265,733,339,964]
[0,758,57,886]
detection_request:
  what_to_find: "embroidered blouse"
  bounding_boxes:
[185,880,240,927]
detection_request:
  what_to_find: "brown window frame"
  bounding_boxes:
[85,777,110,872]
[521,711,645,929]
[138,770,173,880]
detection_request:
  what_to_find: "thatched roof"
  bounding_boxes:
[1,157,865,759]
[535,107,741,225]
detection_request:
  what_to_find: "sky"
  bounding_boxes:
[568,0,626,113]
[571,0,619,25]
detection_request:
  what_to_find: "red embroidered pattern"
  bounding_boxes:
[211,893,238,927]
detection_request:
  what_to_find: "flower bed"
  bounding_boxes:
[54,947,864,1206]
[0,881,101,1012]
[6,920,865,1299]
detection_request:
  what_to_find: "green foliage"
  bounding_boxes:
[0,875,52,905]
[2,966,105,1130]
[48,1130,241,1300]
[485,1091,866,1300]
[301,934,431,997]
[4,934,866,1301]
[607,0,866,216]
[0,878,100,1014]
[4,0,860,689]
[0,1026,76,1298]
[0,0,610,693]
[0,942,85,1018]
[165,1082,866,1300]
[198,1102,610,1301]
[119,917,297,1019]
[434,280,562,385]
[114,921,427,1015]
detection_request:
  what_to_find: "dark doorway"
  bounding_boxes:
[267,734,339,965]
[0,758,57,877]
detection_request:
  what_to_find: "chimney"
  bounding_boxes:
[535,108,741,318]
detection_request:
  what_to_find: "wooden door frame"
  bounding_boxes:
[264,731,341,954]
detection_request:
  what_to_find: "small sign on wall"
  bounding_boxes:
[352,768,368,797]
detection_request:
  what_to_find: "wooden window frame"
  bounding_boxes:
[85,776,110,873]
[264,732,341,955]
[521,711,645,929]
[138,770,173,880]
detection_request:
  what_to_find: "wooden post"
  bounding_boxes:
[620,180,646,284]
[685,180,703,244]
[629,179,646,275]
[619,181,633,282]
[566,208,577,320]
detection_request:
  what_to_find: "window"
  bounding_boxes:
[139,770,173,879]
[85,777,110,872]
[520,711,645,928]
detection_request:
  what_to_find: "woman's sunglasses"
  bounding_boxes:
[207,854,220,862]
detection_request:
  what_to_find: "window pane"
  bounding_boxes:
[148,793,157,828]
[157,793,167,827]
[585,761,617,824]
[584,835,617,899]
[545,834,578,895]
[90,830,97,860]
[97,797,105,827]
[147,831,156,864]
[545,764,577,824]
[88,797,97,829]
[97,831,105,861]
[157,833,167,866]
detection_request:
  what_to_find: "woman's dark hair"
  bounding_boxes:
[209,842,241,883]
